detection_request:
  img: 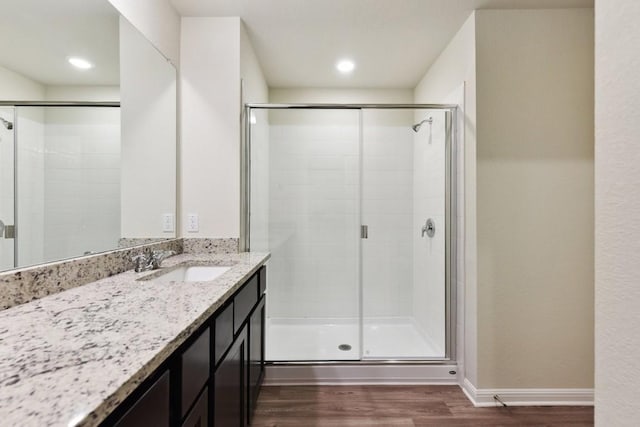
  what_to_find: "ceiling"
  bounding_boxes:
[171,0,594,89]
[0,0,119,86]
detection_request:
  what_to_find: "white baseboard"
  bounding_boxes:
[264,364,459,386]
[462,378,594,407]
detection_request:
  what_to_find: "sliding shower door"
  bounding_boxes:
[361,109,447,359]
[0,107,14,270]
[247,104,454,362]
[250,108,361,361]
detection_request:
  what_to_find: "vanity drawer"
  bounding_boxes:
[181,328,209,418]
[259,266,267,296]
[234,275,258,334]
[214,302,234,366]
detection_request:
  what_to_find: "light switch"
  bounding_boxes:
[187,214,199,233]
[162,213,174,232]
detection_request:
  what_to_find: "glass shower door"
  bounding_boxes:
[251,108,361,361]
[361,108,447,359]
[0,107,15,270]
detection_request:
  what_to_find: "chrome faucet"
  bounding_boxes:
[132,250,176,272]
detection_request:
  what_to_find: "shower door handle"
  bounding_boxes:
[0,220,14,239]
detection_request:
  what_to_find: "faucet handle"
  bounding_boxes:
[132,253,150,272]
[150,250,176,268]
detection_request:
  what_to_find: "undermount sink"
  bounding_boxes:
[146,265,231,283]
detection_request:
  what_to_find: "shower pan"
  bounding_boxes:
[242,104,456,365]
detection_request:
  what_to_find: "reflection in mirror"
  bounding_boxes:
[0,1,177,272]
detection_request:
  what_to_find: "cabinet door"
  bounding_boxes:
[182,328,210,418]
[213,326,247,427]
[182,387,208,427]
[248,297,265,420]
[115,371,170,427]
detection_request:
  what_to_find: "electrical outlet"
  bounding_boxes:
[162,213,174,232]
[187,214,199,232]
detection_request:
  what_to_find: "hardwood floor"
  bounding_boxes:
[251,385,594,426]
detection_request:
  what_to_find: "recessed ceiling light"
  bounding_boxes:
[68,57,94,70]
[336,59,355,74]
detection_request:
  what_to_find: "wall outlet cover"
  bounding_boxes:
[162,213,175,233]
[187,213,199,233]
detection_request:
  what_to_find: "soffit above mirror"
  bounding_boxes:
[0,0,119,86]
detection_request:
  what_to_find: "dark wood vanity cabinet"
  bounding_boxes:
[213,325,248,427]
[104,265,267,427]
[114,371,170,427]
[248,297,265,420]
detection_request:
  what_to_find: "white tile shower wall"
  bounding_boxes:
[16,108,45,268]
[362,114,415,319]
[412,110,446,355]
[43,108,120,262]
[268,116,360,319]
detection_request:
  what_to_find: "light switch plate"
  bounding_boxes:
[187,213,199,233]
[162,213,174,233]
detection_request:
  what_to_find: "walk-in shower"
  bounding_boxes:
[242,104,456,365]
[0,103,120,271]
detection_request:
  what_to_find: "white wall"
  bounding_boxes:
[595,0,640,424]
[108,0,181,67]
[0,65,45,101]
[180,17,267,238]
[120,17,177,238]
[474,9,594,389]
[45,86,120,102]
[414,12,476,384]
[242,22,270,251]
[181,17,240,238]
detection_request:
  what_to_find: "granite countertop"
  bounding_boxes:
[0,252,269,427]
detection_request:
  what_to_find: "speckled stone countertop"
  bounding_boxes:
[0,252,269,427]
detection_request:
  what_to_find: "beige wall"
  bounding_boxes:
[594,0,640,424]
[475,9,594,388]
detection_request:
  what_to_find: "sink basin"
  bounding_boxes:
[150,265,231,283]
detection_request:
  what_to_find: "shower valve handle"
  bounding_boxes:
[422,219,435,238]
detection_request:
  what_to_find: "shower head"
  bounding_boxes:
[412,117,433,132]
[0,117,13,130]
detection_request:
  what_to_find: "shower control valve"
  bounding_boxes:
[421,219,436,238]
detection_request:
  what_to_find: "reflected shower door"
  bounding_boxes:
[0,107,14,270]
[250,108,361,361]
[361,108,447,359]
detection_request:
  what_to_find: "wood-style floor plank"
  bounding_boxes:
[251,385,594,427]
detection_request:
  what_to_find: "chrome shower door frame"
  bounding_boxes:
[241,103,458,364]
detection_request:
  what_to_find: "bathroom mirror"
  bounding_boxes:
[0,0,177,272]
